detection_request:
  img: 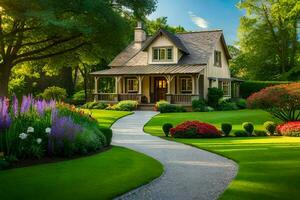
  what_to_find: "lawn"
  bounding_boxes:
[87,109,132,127]
[144,109,300,199]
[144,109,280,136]
[0,146,163,200]
[0,110,163,200]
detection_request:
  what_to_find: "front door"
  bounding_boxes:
[154,77,168,102]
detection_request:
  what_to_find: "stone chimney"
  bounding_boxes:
[134,21,146,48]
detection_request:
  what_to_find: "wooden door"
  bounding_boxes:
[154,77,168,102]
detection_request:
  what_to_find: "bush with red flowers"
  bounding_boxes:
[170,121,221,138]
[277,121,300,137]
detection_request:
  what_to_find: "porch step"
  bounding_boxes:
[137,104,155,111]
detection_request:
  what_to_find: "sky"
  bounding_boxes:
[148,0,244,45]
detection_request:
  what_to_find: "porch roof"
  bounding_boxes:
[91,64,206,76]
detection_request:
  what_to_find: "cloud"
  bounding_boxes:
[188,11,208,29]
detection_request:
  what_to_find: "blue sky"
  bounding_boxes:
[148,0,244,45]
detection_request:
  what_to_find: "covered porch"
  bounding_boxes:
[90,64,206,105]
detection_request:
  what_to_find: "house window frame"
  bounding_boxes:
[152,46,173,62]
[218,80,230,96]
[126,78,139,93]
[214,50,222,67]
[180,77,192,94]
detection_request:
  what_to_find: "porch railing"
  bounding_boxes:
[166,94,200,105]
[94,93,141,102]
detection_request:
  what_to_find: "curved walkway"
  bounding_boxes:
[112,111,237,200]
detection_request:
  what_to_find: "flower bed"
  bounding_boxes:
[170,121,221,138]
[0,95,110,166]
[277,121,300,137]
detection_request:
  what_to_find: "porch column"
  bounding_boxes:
[192,75,196,95]
[94,76,100,101]
[195,73,201,95]
[115,76,122,101]
[165,75,175,94]
[137,75,144,95]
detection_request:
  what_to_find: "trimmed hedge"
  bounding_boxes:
[240,81,291,98]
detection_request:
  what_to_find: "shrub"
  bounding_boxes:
[82,101,99,109]
[40,86,67,101]
[247,83,300,121]
[240,81,291,98]
[277,122,300,137]
[255,130,268,137]
[106,100,138,111]
[99,126,113,146]
[221,123,232,136]
[158,104,186,113]
[162,123,173,137]
[207,88,223,109]
[234,130,248,137]
[263,121,277,135]
[72,90,86,105]
[170,121,221,138]
[155,100,170,111]
[242,122,254,136]
[192,99,207,112]
[218,99,238,111]
[236,98,247,109]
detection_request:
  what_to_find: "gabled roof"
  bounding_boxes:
[141,29,189,54]
[108,29,231,67]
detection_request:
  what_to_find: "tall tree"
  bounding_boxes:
[0,0,157,96]
[145,17,186,35]
[236,0,300,80]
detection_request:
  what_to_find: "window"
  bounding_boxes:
[214,50,222,67]
[180,77,192,93]
[126,78,138,93]
[152,47,173,62]
[218,80,230,96]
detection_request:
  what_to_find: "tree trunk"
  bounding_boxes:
[0,64,12,97]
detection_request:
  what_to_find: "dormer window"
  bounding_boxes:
[152,47,173,62]
[214,50,222,67]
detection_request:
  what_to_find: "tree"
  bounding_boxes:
[145,17,186,35]
[0,0,157,96]
[235,0,300,80]
[247,83,300,121]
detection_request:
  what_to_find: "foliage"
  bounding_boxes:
[71,90,86,105]
[234,130,248,137]
[207,88,223,109]
[0,95,110,162]
[145,17,186,35]
[99,126,113,146]
[218,99,239,111]
[277,122,300,137]
[157,104,186,113]
[106,100,138,111]
[254,130,268,137]
[170,121,221,138]
[235,98,247,109]
[240,81,291,98]
[263,121,277,135]
[242,122,254,136]
[40,86,67,101]
[82,102,108,109]
[162,123,173,137]
[192,99,207,112]
[235,0,300,80]
[247,83,300,121]
[155,100,170,111]
[221,123,232,137]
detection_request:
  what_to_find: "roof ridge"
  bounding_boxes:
[176,30,223,35]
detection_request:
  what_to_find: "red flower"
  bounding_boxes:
[277,121,300,136]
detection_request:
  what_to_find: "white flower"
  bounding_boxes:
[36,138,42,144]
[45,127,51,134]
[19,133,28,140]
[27,127,34,133]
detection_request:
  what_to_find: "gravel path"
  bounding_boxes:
[112,111,238,200]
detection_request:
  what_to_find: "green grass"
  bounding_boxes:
[0,110,163,200]
[171,137,300,200]
[86,109,132,127]
[144,109,280,136]
[0,146,163,200]
[144,109,300,199]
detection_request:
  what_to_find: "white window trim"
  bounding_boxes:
[126,78,138,93]
[152,47,173,62]
[218,80,230,96]
[214,50,222,67]
[180,77,192,93]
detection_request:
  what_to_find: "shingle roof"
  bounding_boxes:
[108,29,229,67]
[90,64,205,76]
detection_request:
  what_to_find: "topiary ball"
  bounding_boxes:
[221,123,232,136]
[162,123,173,137]
[263,121,276,135]
[242,122,254,136]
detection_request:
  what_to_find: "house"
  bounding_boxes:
[91,22,241,105]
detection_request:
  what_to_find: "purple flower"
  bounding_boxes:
[20,95,32,114]
[12,95,19,117]
[0,97,11,131]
